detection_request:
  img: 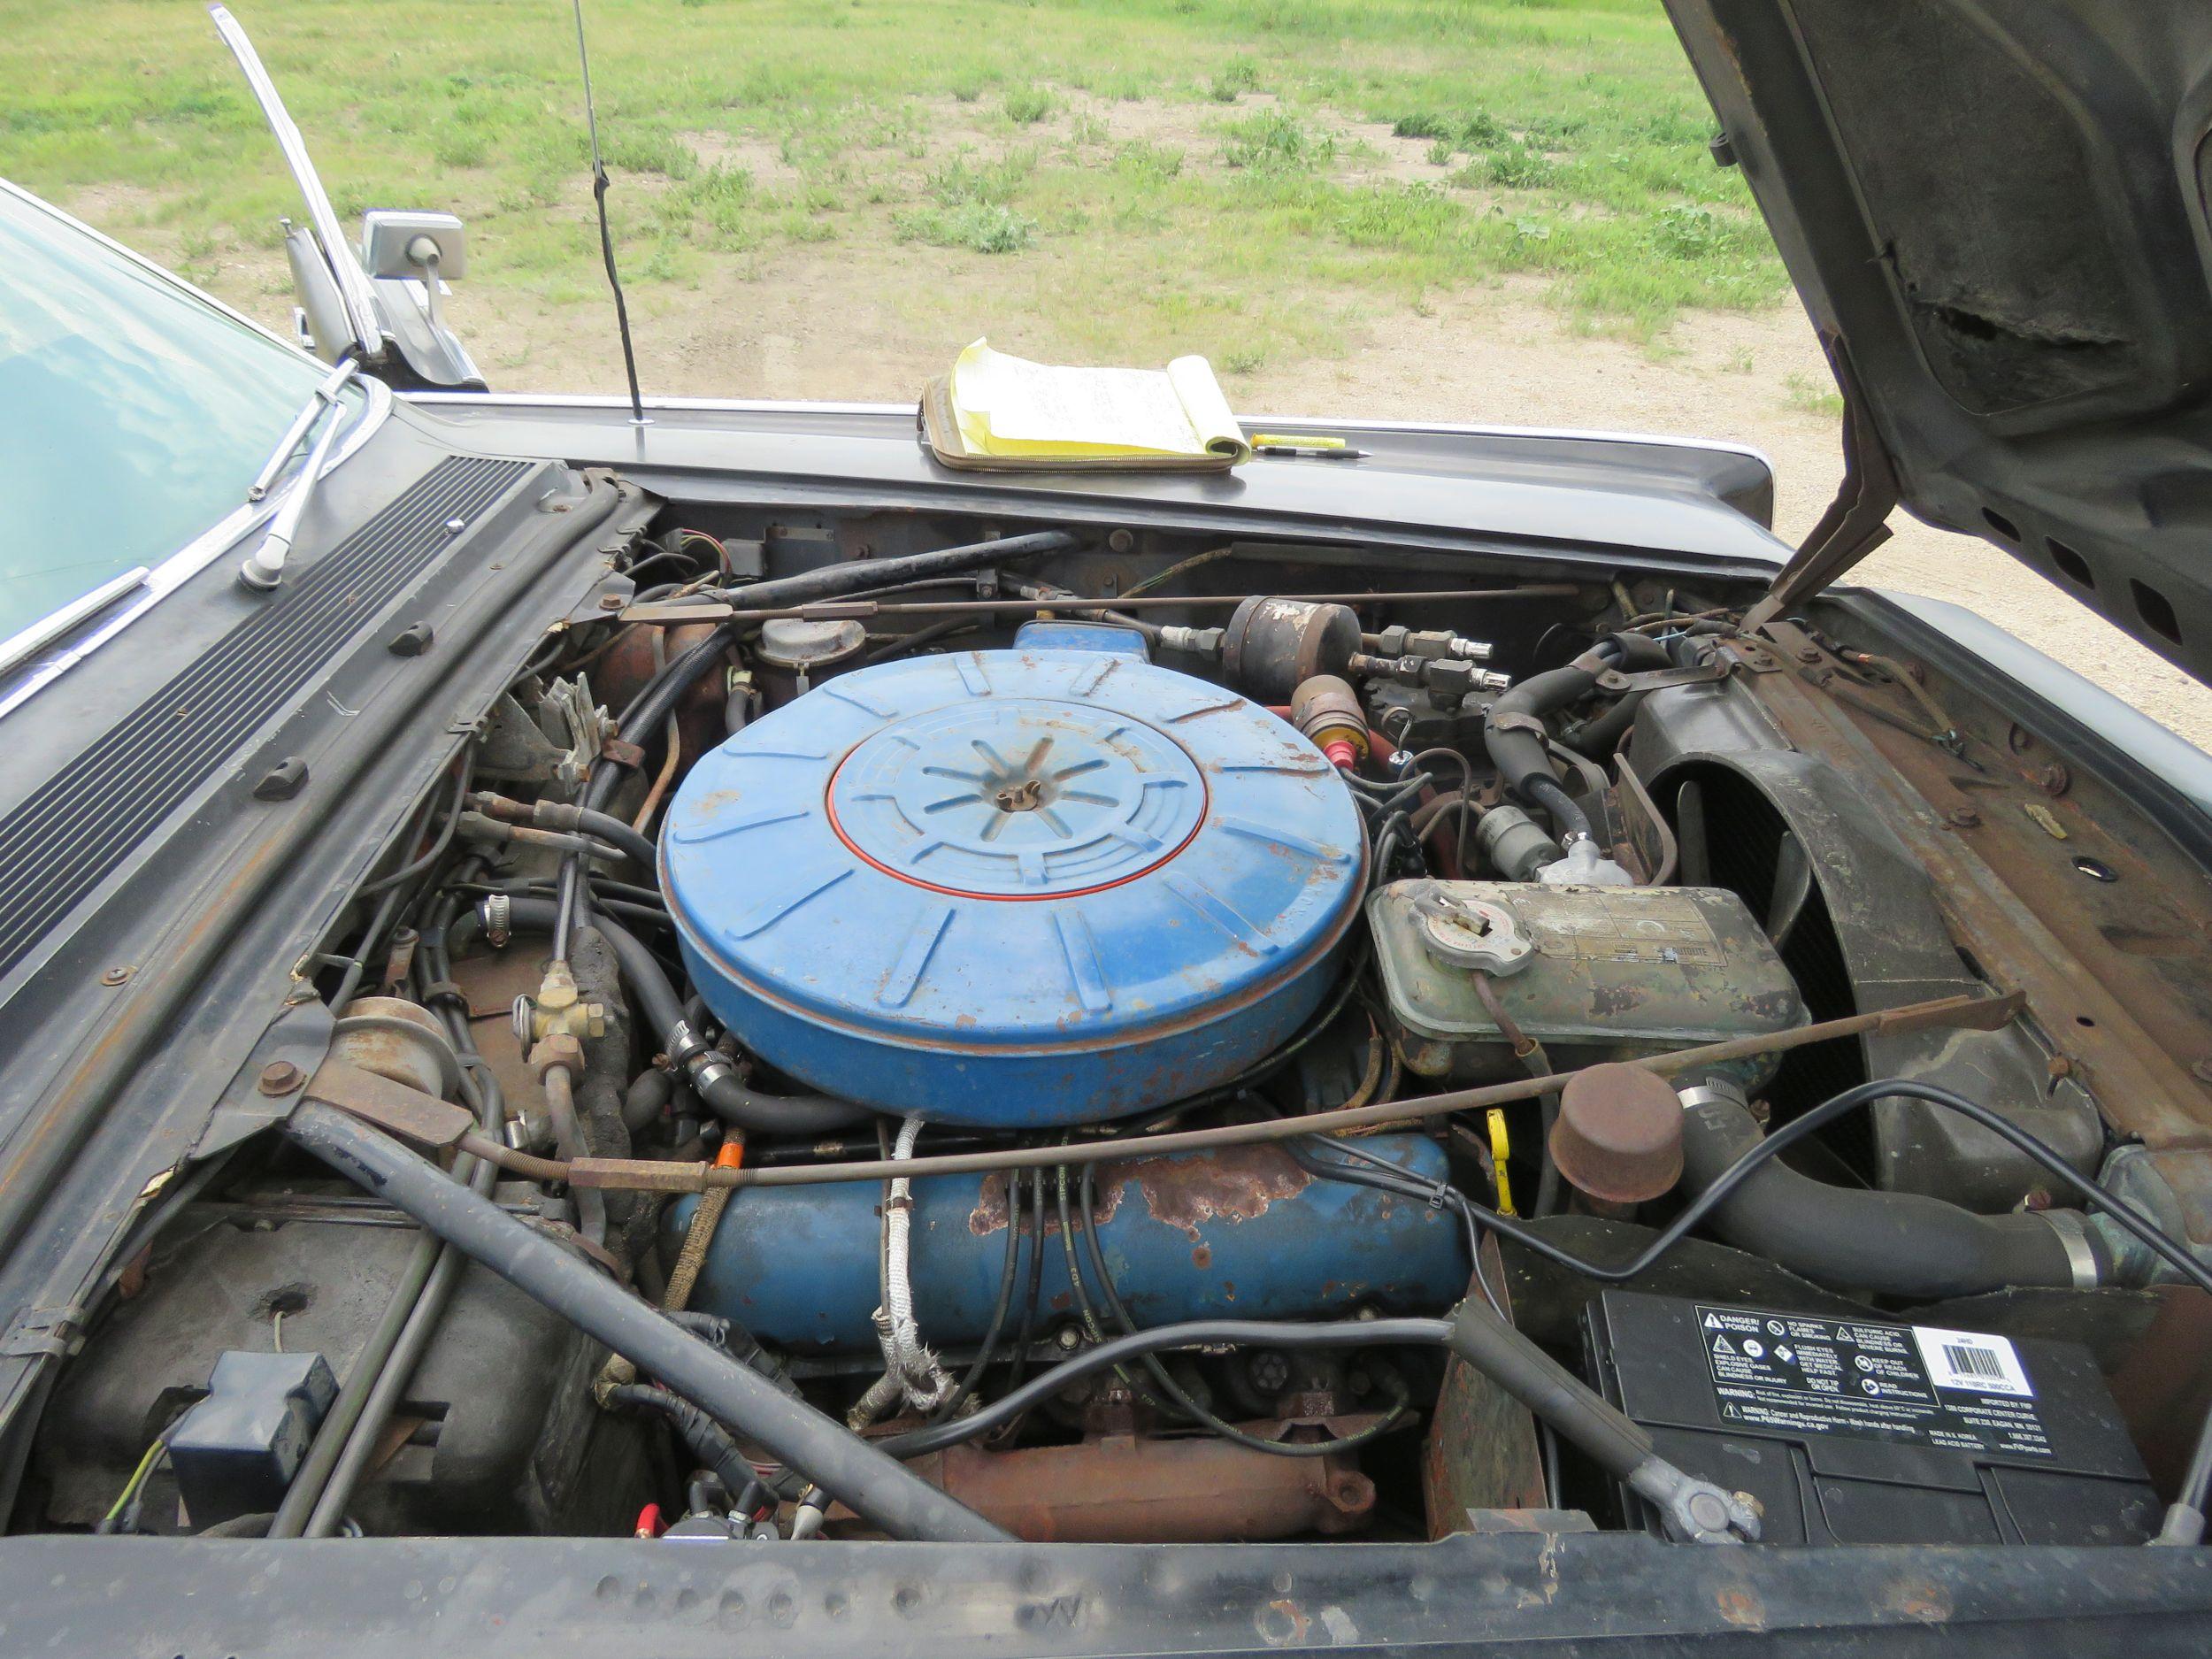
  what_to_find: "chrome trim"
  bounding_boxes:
[249,357,360,503]
[0,566,150,680]
[206,5,382,358]
[403,389,1775,467]
[0,375,392,720]
[239,388,357,590]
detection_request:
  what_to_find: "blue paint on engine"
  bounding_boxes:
[659,649,1366,1126]
[664,1134,1470,1352]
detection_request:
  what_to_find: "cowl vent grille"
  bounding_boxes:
[0,454,531,984]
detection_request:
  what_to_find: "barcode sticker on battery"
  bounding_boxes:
[1911,1325,2033,1397]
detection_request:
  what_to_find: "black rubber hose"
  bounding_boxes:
[1677,1088,2094,1297]
[607,1384,775,1515]
[557,531,1082,960]
[493,896,872,1135]
[1481,639,1659,841]
[709,529,1077,611]
[285,1101,1006,1543]
[882,1317,1455,1458]
[565,806,658,872]
[594,530,1076,803]
[624,1068,671,1135]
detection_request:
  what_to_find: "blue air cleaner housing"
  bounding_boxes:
[660,648,1365,1127]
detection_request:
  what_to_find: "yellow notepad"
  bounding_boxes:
[919,340,1250,472]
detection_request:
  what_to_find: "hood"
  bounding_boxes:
[1663,1,2212,681]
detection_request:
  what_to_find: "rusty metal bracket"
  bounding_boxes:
[1593,659,1732,695]
[1741,337,1901,634]
[299,1060,473,1151]
[1486,709,1548,737]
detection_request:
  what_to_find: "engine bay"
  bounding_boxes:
[26,505,2212,1550]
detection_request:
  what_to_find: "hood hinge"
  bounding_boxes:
[1741,336,1901,634]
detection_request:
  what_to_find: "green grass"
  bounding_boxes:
[0,0,1789,373]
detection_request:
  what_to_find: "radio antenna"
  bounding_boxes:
[570,0,648,426]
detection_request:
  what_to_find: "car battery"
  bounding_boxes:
[1583,1291,2160,1546]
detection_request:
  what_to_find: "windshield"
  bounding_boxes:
[0,186,354,640]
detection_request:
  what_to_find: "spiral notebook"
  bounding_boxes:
[920,339,1250,472]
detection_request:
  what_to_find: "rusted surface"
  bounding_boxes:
[1423,1244,1548,1537]
[598,618,729,758]
[1751,619,2212,1149]
[1550,1063,1685,1207]
[1112,1145,1312,1241]
[449,947,548,1124]
[329,996,460,1099]
[885,1432,1374,1542]
[965,1146,1314,1263]
[299,1060,473,1149]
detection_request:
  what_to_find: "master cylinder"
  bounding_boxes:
[1367,879,1805,1086]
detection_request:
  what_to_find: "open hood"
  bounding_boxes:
[1663,1,2212,683]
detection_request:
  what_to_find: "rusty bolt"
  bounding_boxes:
[2035,763,2071,797]
[598,594,625,611]
[1945,807,1981,828]
[99,966,133,987]
[1795,645,1823,664]
[2047,1055,2076,1080]
[257,1060,305,1096]
[2020,1187,2054,1212]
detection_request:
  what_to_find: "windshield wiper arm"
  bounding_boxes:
[246,356,357,504]
[239,360,359,593]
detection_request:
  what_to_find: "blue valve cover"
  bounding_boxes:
[661,648,1365,1125]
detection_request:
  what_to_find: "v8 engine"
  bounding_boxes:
[35,523,2197,1559]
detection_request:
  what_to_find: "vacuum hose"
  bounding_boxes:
[1676,1082,2101,1297]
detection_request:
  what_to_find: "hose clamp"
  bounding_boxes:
[482,892,511,949]
[688,1053,736,1094]
[1675,1079,1748,1114]
[665,1019,710,1071]
[2038,1207,2102,1288]
[1486,709,1548,737]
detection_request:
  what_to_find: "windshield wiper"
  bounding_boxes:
[238,357,359,593]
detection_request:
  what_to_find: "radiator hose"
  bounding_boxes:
[1481,633,1670,843]
[1676,1080,2103,1297]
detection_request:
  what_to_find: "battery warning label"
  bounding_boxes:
[1694,1304,2054,1458]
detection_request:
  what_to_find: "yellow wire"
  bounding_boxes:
[103,1437,166,1525]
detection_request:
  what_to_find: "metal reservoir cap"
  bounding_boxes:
[1549,1063,1686,1206]
[661,649,1367,1126]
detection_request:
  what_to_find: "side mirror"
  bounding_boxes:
[210,6,484,390]
[360,210,467,281]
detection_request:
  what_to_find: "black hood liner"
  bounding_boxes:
[1663,1,2212,686]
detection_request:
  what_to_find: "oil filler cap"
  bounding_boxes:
[661,649,1366,1126]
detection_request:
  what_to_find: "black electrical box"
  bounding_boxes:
[167,1350,337,1528]
[1583,1291,2160,1547]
